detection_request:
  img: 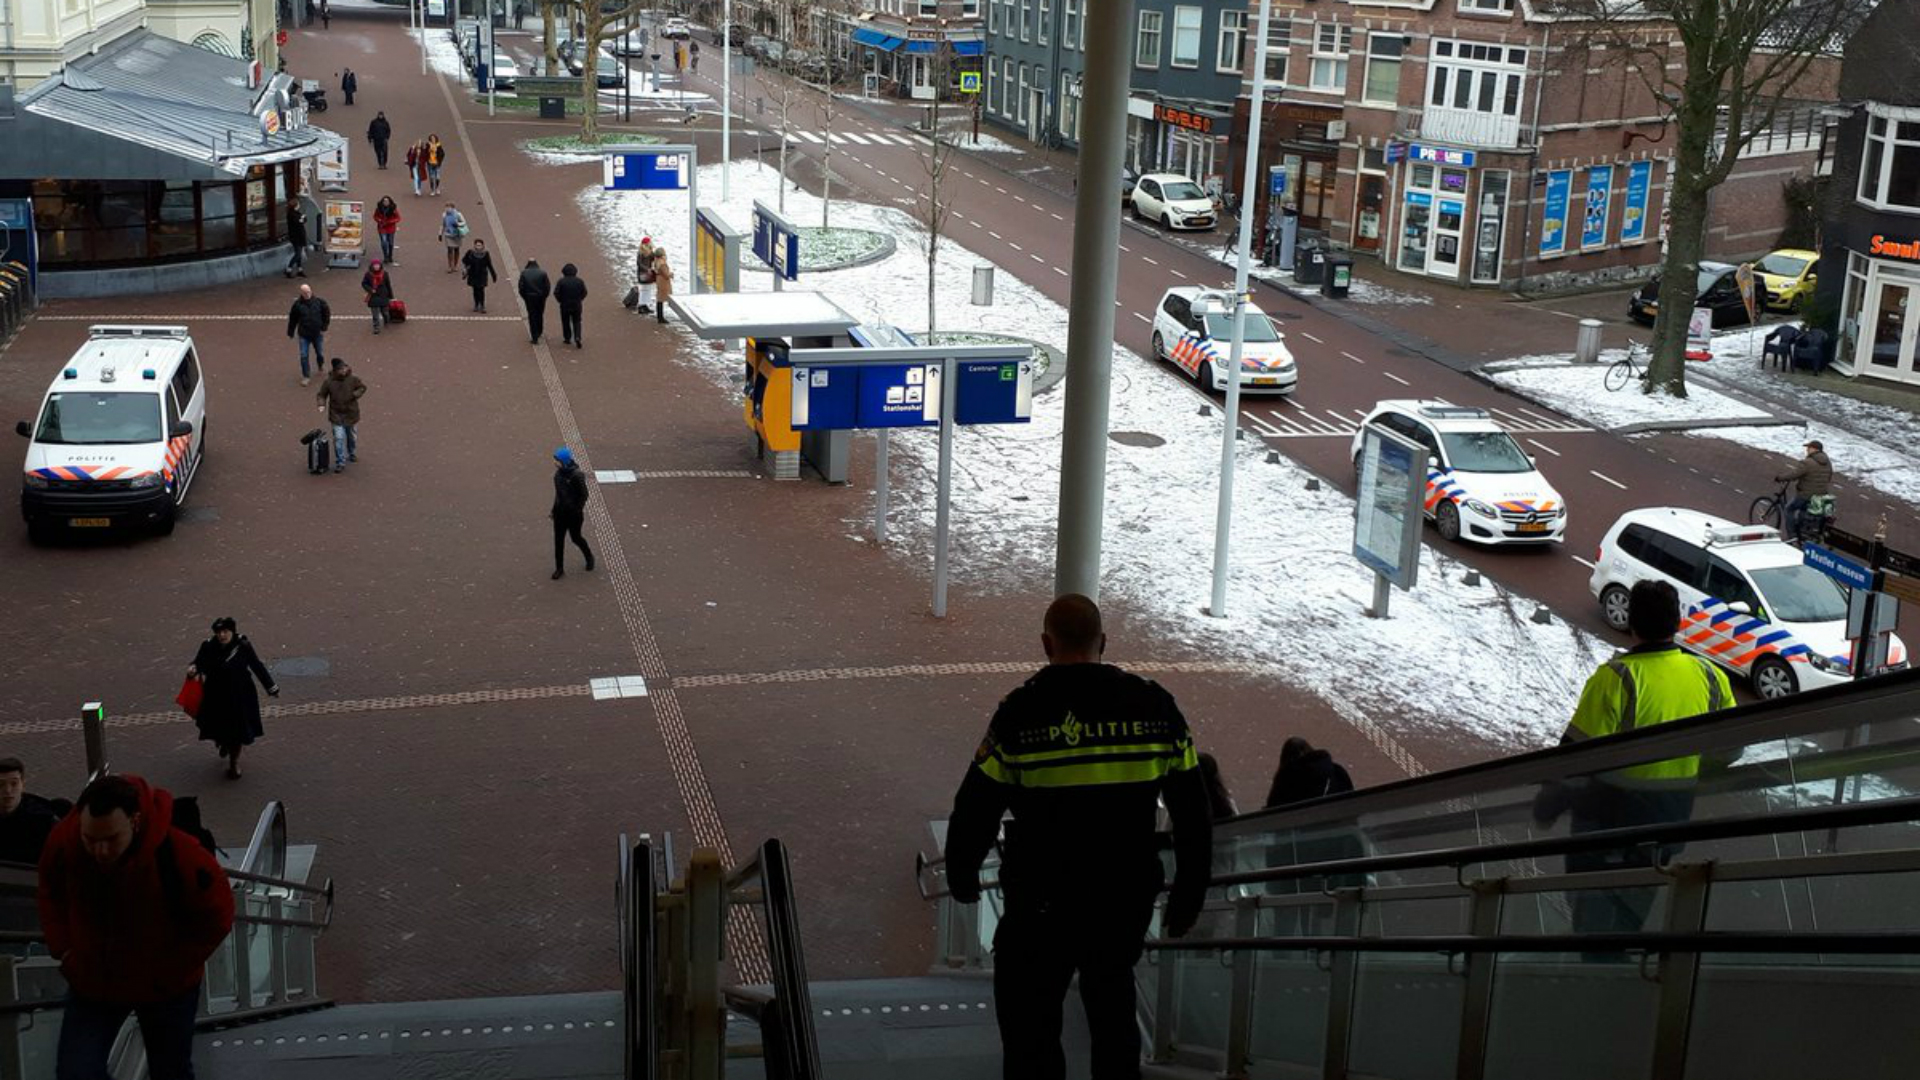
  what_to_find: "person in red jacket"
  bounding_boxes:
[38,774,234,1080]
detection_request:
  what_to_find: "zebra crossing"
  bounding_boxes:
[742,128,933,148]
[1243,400,1593,440]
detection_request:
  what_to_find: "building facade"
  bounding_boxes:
[1814,1,1920,388]
[982,0,1243,190]
[1222,0,1837,292]
[1,0,277,88]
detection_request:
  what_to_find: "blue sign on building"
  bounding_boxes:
[1620,161,1653,244]
[1268,166,1287,197]
[954,359,1034,425]
[603,151,690,190]
[1804,544,1876,592]
[1540,170,1572,256]
[751,199,800,281]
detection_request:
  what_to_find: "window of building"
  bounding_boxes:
[1310,23,1351,93]
[1858,112,1920,211]
[1063,73,1082,140]
[1217,10,1245,74]
[1064,0,1079,52]
[1363,33,1402,104]
[1137,10,1163,68]
[963,0,979,15]
[988,0,1000,32]
[920,0,938,14]
[1426,39,1525,118]
[1019,63,1030,122]
[1038,0,1050,44]
[1171,6,1203,68]
[1263,19,1290,84]
[1020,0,1031,42]
[1458,0,1514,10]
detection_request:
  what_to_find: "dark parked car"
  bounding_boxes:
[711,21,751,45]
[1120,166,1140,208]
[1628,261,1768,329]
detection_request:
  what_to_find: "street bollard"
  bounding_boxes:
[972,264,993,306]
[1575,318,1604,364]
[81,701,107,778]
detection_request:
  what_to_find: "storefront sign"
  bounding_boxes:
[1385,141,1408,164]
[905,27,942,39]
[1156,104,1214,134]
[1686,306,1714,357]
[1408,144,1475,168]
[1868,234,1920,261]
[1620,161,1653,244]
[315,142,350,192]
[1582,164,1613,250]
[1540,169,1572,256]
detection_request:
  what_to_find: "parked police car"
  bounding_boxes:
[1150,287,1298,395]
[1590,507,1908,698]
[1351,400,1567,545]
[17,326,207,542]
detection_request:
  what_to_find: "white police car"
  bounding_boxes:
[1350,400,1567,545]
[16,325,207,542]
[1149,287,1298,395]
[1590,507,1909,698]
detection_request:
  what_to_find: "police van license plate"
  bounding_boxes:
[1518,521,1548,533]
[1253,377,1278,385]
[69,517,111,527]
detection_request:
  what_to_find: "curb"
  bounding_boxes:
[1612,416,1806,436]
[741,228,897,273]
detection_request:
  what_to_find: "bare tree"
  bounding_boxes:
[571,0,647,140]
[766,0,816,213]
[812,0,859,227]
[1557,0,1859,397]
[918,42,960,334]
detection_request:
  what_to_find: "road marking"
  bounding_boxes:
[1171,270,1189,280]
[1009,242,1023,252]
[1014,195,1026,203]
[793,131,825,143]
[1142,256,1159,266]
[995,186,1008,194]
[1030,253,1044,263]
[1525,438,1562,457]
[1301,332,1324,344]
[1381,371,1411,386]
[1571,555,1598,569]
[842,132,872,145]
[1515,406,1562,425]
[1340,351,1365,364]
[1244,413,1284,437]
[977,178,990,185]
[1054,267,1069,277]
[1118,244,1131,252]
[1590,470,1629,490]
[988,231,1002,240]
[1132,312,1151,324]
[1050,212,1064,221]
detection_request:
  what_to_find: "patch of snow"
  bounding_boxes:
[933,123,1025,155]
[1486,354,1773,430]
[570,162,1616,752]
[1181,240,1435,307]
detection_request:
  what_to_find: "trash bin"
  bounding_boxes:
[1575,317,1604,364]
[972,264,994,306]
[1294,241,1327,285]
[1321,259,1353,299]
[539,96,565,119]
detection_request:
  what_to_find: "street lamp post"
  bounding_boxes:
[1206,0,1275,618]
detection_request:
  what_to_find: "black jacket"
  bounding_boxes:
[367,115,391,144]
[518,265,552,303]
[1264,749,1354,810]
[190,635,277,747]
[553,275,588,311]
[945,664,1212,926]
[0,795,62,866]
[462,249,498,288]
[287,210,309,249]
[361,269,394,307]
[341,71,358,93]
[552,462,590,518]
[286,295,331,340]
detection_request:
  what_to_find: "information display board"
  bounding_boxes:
[694,207,744,293]
[323,199,364,267]
[604,151,690,190]
[751,199,800,282]
[315,141,350,192]
[1353,423,1425,591]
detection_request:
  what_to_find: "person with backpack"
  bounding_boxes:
[517,259,552,344]
[39,773,233,1080]
[186,617,279,779]
[440,201,467,273]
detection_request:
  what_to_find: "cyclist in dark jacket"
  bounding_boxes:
[1776,440,1833,539]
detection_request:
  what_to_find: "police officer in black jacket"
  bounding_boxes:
[945,595,1212,1080]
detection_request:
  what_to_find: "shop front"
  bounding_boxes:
[1833,235,1920,386]
[1155,101,1230,195]
[849,21,983,101]
[1227,99,1341,236]
[1380,142,1523,286]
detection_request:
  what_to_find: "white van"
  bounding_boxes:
[16,325,208,541]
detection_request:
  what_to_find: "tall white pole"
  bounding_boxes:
[1207,0,1272,618]
[722,10,732,201]
[417,0,427,75]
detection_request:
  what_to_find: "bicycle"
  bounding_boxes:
[1750,480,1835,545]
[1604,340,1649,392]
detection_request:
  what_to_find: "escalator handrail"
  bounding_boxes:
[238,800,288,883]
[625,836,656,1080]
[755,838,822,1080]
[1139,930,1920,955]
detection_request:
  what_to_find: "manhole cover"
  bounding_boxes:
[270,656,331,678]
[1109,431,1166,448]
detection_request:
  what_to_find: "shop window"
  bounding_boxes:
[1363,33,1402,104]
[1217,10,1245,74]
[1038,0,1049,45]
[1310,23,1350,92]
[1059,71,1081,140]
[154,182,199,259]
[1839,250,1868,365]
[202,182,237,253]
[1471,169,1509,284]
[1858,111,1920,212]
[1136,10,1162,69]
[1458,0,1513,10]
[1171,6,1202,68]
[1264,19,1290,84]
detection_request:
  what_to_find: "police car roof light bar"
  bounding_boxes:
[1417,403,1490,421]
[87,325,190,339]
[1706,525,1778,547]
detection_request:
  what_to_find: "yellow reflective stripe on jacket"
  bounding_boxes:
[977,739,1198,788]
[1567,646,1731,782]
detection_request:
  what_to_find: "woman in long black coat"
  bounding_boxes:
[187,617,278,779]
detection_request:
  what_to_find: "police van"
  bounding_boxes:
[16,326,207,542]
[1590,507,1908,698]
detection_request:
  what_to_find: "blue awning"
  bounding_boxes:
[904,39,936,54]
[953,40,984,56]
[851,28,904,51]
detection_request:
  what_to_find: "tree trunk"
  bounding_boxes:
[542,2,557,70]
[579,13,599,141]
[1645,65,1722,399]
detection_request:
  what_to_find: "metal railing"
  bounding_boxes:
[918,666,1920,1079]
[624,835,820,1080]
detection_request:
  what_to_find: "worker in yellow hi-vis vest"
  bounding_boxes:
[1536,579,1732,946]
[945,594,1213,1080]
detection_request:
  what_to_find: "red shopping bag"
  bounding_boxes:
[175,677,204,718]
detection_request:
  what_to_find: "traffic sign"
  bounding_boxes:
[603,151,689,190]
[1804,543,1876,592]
[1268,166,1287,196]
[960,71,980,93]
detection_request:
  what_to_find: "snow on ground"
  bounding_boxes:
[1183,239,1435,307]
[934,121,1024,155]
[1485,353,1773,430]
[548,153,1613,752]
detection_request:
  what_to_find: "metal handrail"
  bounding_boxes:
[752,838,822,1080]
[620,834,657,1080]
[1140,931,1920,955]
[238,800,288,883]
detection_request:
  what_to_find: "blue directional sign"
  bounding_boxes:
[752,199,800,281]
[954,359,1033,425]
[603,151,690,190]
[856,363,941,428]
[788,364,857,431]
[1805,544,1876,592]
[1268,166,1287,197]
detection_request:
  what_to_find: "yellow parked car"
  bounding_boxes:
[1754,248,1819,311]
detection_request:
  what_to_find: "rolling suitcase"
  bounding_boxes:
[302,428,332,474]
[387,299,407,323]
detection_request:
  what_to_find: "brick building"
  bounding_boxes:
[1223,0,1839,292]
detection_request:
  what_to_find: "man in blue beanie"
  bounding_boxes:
[551,446,594,580]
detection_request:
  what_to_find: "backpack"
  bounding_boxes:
[155,796,222,917]
[455,211,470,238]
